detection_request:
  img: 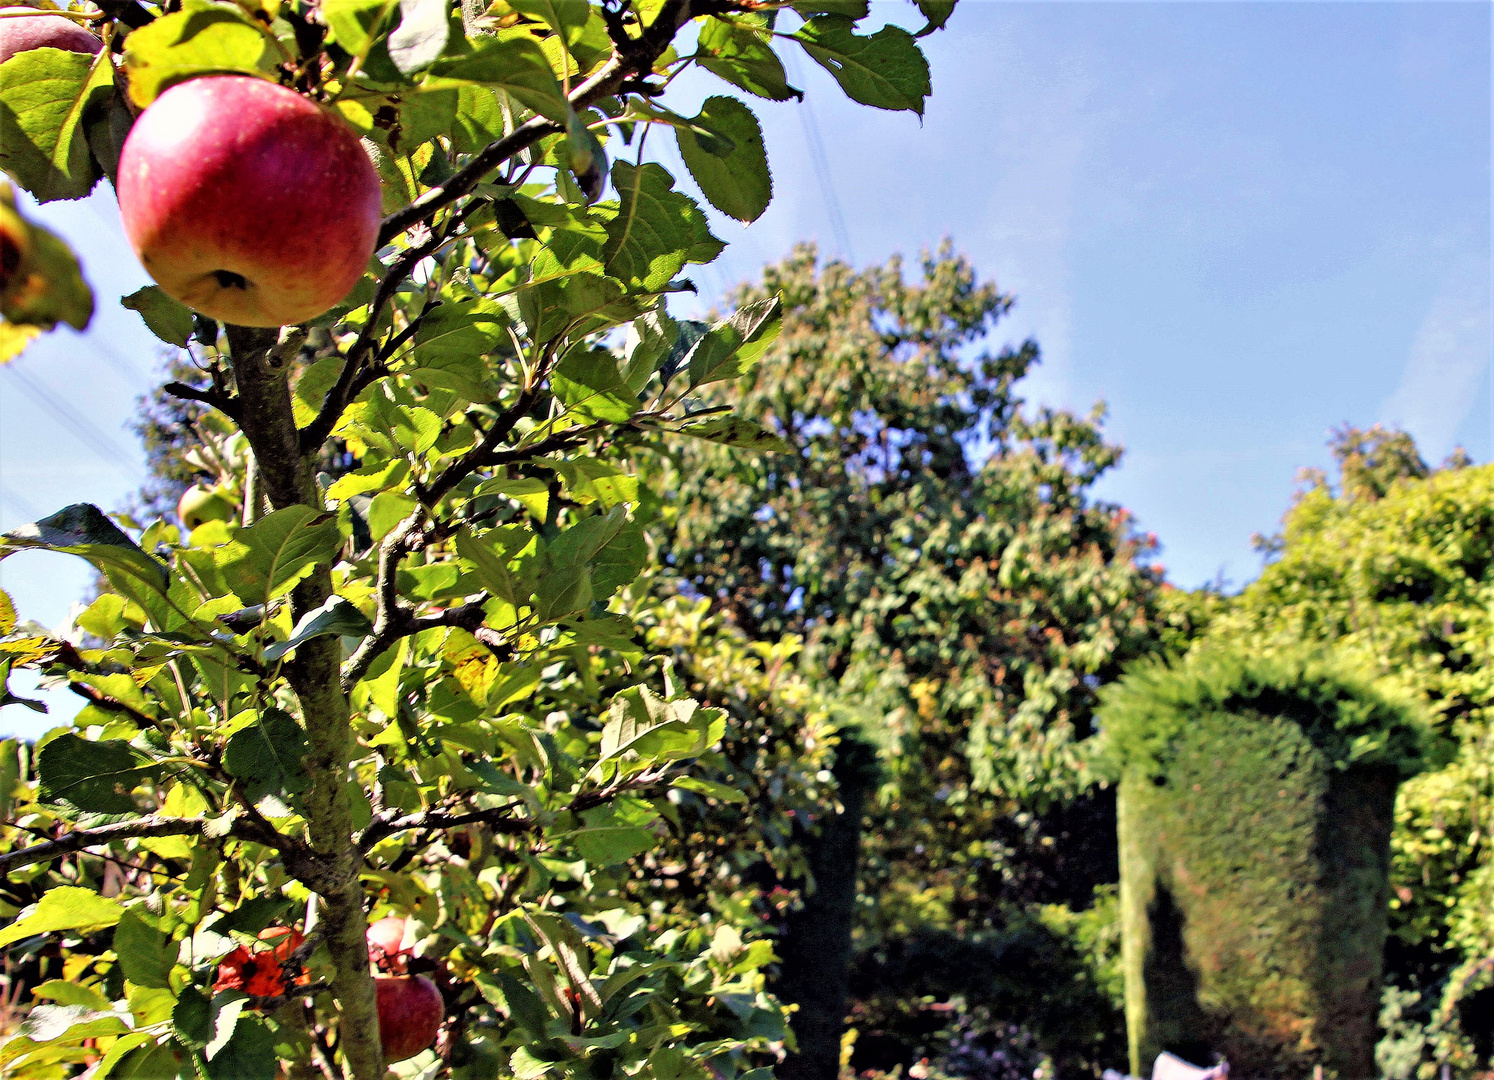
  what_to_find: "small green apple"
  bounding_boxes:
[177,484,236,531]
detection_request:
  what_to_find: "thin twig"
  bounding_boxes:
[165,381,242,421]
[299,234,448,454]
[375,0,713,244]
[0,814,275,875]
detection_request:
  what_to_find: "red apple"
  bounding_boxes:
[374,974,443,1063]
[366,914,410,973]
[116,75,381,328]
[0,11,101,65]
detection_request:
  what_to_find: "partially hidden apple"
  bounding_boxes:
[375,974,443,1063]
[177,483,236,531]
[0,10,101,65]
[116,75,382,328]
[366,914,411,973]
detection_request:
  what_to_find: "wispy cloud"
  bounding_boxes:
[1381,255,1494,460]
[978,49,1094,411]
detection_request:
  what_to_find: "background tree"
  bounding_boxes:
[0,2,954,1077]
[649,243,1163,1076]
[1187,426,1494,1075]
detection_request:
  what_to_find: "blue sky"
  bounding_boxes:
[2,0,1490,735]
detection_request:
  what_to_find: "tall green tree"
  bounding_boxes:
[0,3,953,1077]
[650,244,1163,1074]
[1193,427,1494,1075]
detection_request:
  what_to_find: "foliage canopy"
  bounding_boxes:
[0,1,956,1077]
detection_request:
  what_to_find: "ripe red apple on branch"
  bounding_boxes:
[117,75,381,328]
[375,974,444,1063]
[0,10,101,65]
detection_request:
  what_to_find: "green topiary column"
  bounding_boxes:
[1097,651,1433,1079]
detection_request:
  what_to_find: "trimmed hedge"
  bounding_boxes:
[1095,650,1432,1078]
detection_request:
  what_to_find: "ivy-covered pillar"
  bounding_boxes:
[1097,651,1432,1080]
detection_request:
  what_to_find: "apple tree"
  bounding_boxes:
[0,0,953,1076]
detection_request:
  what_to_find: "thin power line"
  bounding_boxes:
[3,366,144,481]
[0,484,40,523]
[88,337,156,385]
[783,49,855,265]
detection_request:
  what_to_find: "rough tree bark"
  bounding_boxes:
[225,325,385,1080]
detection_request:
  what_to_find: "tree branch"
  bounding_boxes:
[166,381,242,422]
[299,235,450,455]
[376,0,705,245]
[0,814,284,875]
[357,774,674,853]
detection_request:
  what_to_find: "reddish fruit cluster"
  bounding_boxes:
[213,927,307,998]
[366,916,443,1062]
[117,75,382,328]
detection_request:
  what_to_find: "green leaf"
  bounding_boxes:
[113,908,178,989]
[0,47,112,202]
[428,36,568,122]
[514,270,630,345]
[207,896,295,937]
[794,16,931,115]
[38,734,156,814]
[121,286,194,348]
[367,490,418,541]
[121,1,275,109]
[0,181,94,331]
[912,0,956,36]
[674,96,771,223]
[684,295,782,389]
[568,825,655,866]
[548,459,638,508]
[322,0,397,55]
[672,416,791,454]
[509,0,591,48]
[696,17,800,102]
[263,596,372,663]
[598,687,724,776]
[455,525,530,605]
[475,476,551,519]
[604,161,719,292]
[352,394,442,455]
[98,1035,178,1078]
[326,458,409,501]
[586,517,646,600]
[409,298,506,399]
[387,0,450,73]
[205,1013,277,1080]
[31,981,115,1012]
[173,987,213,1047]
[0,886,123,950]
[550,344,638,423]
[216,506,343,605]
[671,775,749,804]
[0,503,168,601]
[489,971,551,1042]
[1,1005,131,1066]
[563,106,606,200]
[223,709,312,802]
